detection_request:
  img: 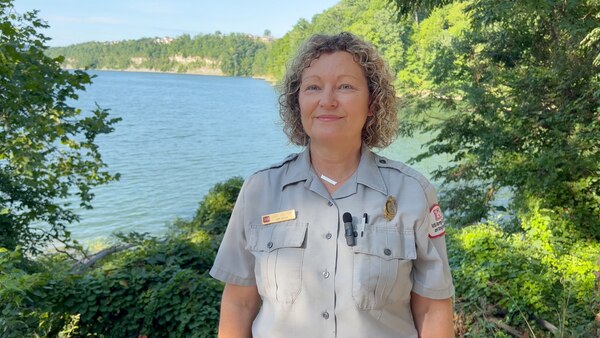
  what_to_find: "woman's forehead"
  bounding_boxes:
[301,51,365,79]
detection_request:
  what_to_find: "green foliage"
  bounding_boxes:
[218,34,266,76]
[396,1,470,93]
[47,33,269,77]
[0,248,75,337]
[258,0,410,82]
[0,177,246,337]
[46,0,413,84]
[46,233,222,337]
[391,4,600,333]
[392,0,600,238]
[187,176,244,236]
[0,233,223,337]
[391,0,457,20]
[0,0,121,253]
[448,211,600,336]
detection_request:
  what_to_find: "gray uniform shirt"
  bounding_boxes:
[210,146,454,338]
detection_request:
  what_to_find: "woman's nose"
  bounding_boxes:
[319,88,338,109]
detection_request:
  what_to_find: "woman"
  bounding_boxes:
[210,32,454,338]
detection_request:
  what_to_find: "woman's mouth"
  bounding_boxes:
[316,115,342,122]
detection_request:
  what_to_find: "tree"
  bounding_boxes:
[346,0,412,80]
[391,0,600,238]
[0,0,120,253]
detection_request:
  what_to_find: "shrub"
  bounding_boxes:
[0,177,246,337]
[0,248,73,337]
[448,208,600,337]
[189,176,244,236]
[46,232,222,337]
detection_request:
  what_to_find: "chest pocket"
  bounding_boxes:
[352,226,416,310]
[247,221,307,305]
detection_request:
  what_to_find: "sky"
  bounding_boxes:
[13,0,340,47]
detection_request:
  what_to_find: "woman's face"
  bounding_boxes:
[298,51,371,146]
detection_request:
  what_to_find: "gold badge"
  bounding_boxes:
[261,209,296,225]
[384,196,397,221]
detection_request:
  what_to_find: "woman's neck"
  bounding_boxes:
[309,140,362,193]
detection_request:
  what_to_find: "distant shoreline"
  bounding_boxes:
[66,67,277,84]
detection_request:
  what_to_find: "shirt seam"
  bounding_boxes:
[412,279,454,299]
[209,266,256,286]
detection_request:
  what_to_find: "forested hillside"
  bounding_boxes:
[48,0,407,81]
[47,33,270,77]
[254,0,409,82]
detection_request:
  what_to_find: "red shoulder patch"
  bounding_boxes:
[428,204,446,238]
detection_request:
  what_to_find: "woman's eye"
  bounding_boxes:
[304,85,320,91]
[339,84,353,90]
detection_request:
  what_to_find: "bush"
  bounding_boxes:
[46,232,222,337]
[0,232,223,338]
[448,208,600,337]
[0,177,245,337]
[189,176,244,236]
[0,248,72,337]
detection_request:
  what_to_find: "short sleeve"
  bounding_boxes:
[411,183,455,299]
[209,180,257,286]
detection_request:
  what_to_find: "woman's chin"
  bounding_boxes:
[309,134,360,146]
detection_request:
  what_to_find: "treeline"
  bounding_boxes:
[47,33,269,77]
[256,0,409,85]
[44,0,448,92]
[48,0,407,82]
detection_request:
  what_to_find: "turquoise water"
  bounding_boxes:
[68,70,442,243]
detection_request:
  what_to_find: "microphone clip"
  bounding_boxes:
[343,212,356,247]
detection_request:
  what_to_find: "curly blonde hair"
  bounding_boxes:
[279,32,398,149]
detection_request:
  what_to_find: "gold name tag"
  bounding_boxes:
[262,209,296,225]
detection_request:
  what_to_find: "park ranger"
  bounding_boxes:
[210,32,454,338]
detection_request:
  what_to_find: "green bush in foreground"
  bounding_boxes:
[0,177,243,337]
[448,207,600,337]
[48,232,222,337]
[0,232,223,338]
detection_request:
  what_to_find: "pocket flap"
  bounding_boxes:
[247,221,307,253]
[354,227,416,260]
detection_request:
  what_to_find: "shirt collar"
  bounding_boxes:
[281,144,388,196]
[356,144,388,195]
[280,147,311,189]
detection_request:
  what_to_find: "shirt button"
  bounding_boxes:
[325,233,332,240]
[379,158,387,164]
[327,201,333,207]
[384,248,392,256]
[267,242,273,249]
[322,271,330,279]
[322,311,329,319]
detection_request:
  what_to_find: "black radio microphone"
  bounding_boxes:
[343,212,356,247]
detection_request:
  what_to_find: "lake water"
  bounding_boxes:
[69,70,442,244]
